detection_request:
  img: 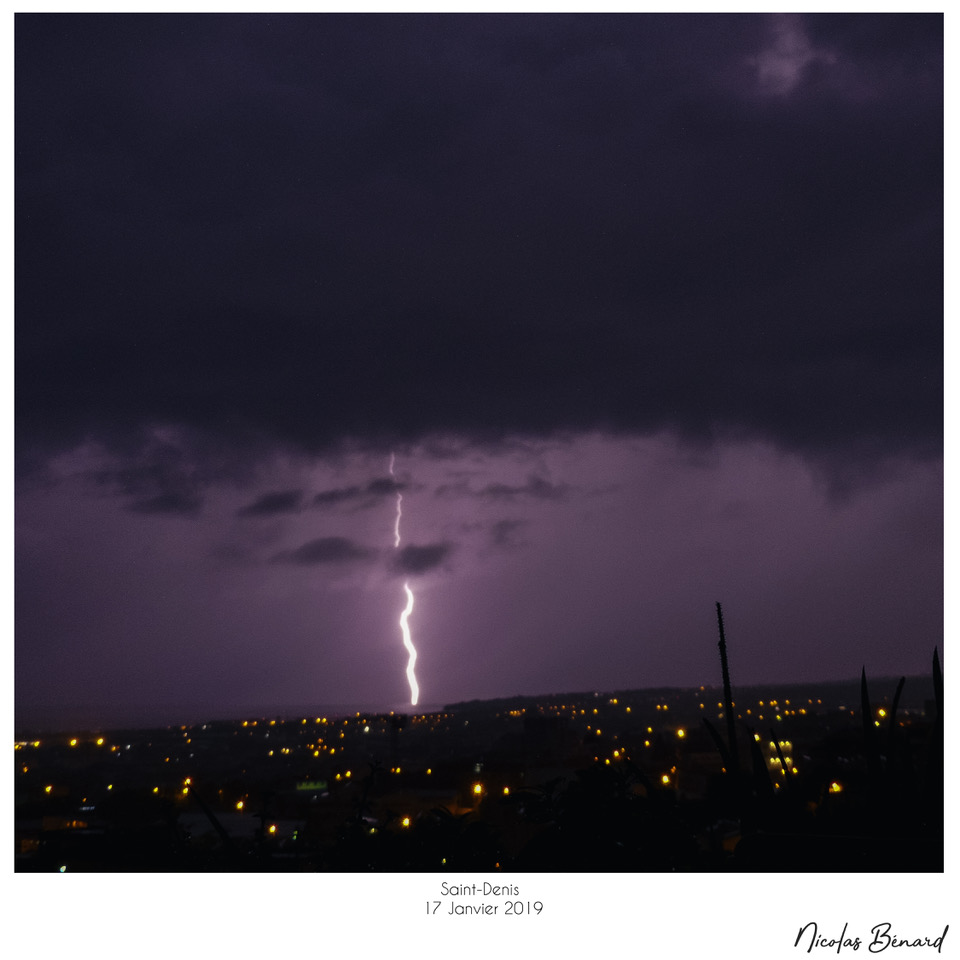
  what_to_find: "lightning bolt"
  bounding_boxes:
[399,583,418,706]
[390,456,402,548]
[390,454,419,706]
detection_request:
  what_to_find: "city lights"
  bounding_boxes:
[12,680,934,872]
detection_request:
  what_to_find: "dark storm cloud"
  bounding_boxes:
[313,478,405,509]
[88,438,209,514]
[479,476,568,502]
[365,478,403,497]
[271,536,375,566]
[392,543,454,575]
[435,475,567,501]
[313,485,364,507]
[237,490,303,516]
[16,13,942,471]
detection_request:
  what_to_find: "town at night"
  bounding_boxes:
[14,9,946,954]
[15,662,942,873]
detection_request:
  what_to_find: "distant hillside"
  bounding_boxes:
[444,675,936,715]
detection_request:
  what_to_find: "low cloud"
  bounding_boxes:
[482,476,567,501]
[272,537,376,566]
[366,477,402,497]
[238,489,303,516]
[392,542,453,575]
[436,475,567,502]
[89,441,207,516]
[313,477,404,509]
[313,485,363,507]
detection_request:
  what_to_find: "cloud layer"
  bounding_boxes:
[16,14,942,473]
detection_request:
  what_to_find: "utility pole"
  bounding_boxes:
[716,602,740,773]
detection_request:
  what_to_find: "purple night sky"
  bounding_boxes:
[15,13,942,730]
